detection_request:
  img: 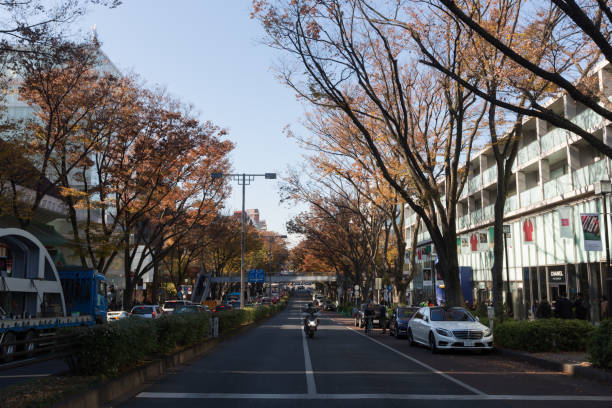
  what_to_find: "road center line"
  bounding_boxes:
[136,392,612,401]
[300,308,317,395]
[345,325,486,396]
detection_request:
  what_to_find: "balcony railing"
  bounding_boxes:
[504,195,517,213]
[543,173,571,199]
[468,175,481,193]
[471,209,483,224]
[517,140,539,166]
[458,214,469,229]
[573,159,609,190]
[483,204,494,221]
[572,109,603,131]
[519,185,542,207]
[540,127,566,154]
[482,166,497,184]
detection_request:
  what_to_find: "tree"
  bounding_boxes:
[254,0,487,305]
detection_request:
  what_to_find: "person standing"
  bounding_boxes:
[574,294,589,320]
[379,303,387,334]
[601,296,608,320]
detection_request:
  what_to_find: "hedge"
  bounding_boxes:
[494,318,594,352]
[64,299,287,376]
[589,319,612,368]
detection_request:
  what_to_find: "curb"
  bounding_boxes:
[496,348,612,384]
[52,302,289,408]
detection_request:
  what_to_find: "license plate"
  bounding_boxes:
[464,340,474,347]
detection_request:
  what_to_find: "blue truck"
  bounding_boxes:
[0,228,107,361]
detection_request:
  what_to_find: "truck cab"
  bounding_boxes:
[58,268,108,324]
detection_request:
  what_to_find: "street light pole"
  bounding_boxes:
[212,172,276,309]
[503,225,513,317]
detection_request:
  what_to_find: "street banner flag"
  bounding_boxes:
[581,213,602,251]
[470,233,478,252]
[460,236,469,255]
[488,227,495,249]
[478,231,489,251]
[522,218,535,245]
[558,206,573,239]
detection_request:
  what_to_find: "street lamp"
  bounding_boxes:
[211,172,277,308]
[594,180,612,318]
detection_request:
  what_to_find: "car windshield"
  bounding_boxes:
[164,301,182,308]
[430,307,475,322]
[397,308,416,318]
[132,307,153,314]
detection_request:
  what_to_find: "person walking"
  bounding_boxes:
[379,303,387,334]
[536,299,552,319]
[574,294,589,320]
[554,296,573,319]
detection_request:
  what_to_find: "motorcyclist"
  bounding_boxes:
[303,303,320,327]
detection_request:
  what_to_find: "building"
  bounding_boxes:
[233,209,267,231]
[404,61,612,321]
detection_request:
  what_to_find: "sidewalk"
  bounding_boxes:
[496,348,611,384]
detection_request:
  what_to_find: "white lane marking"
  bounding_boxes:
[217,370,564,376]
[345,326,486,396]
[136,392,612,401]
[301,318,317,394]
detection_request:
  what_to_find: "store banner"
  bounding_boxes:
[469,233,478,252]
[581,213,602,251]
[478,231,489,251]
[522,217,535,245]
[460,236,469,255]
[558,206,573,239]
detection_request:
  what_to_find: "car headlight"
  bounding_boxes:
[435,328,453,337]
[484,328,492,337]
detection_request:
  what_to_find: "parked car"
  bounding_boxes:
[162,300,193,314]
[388,306,419,338]
[107,310,129,322]
[354,303,383,328]
[214,303,233,312]
[323,300,336,311]
[174,305,209,314]
[130,305,163,319]
[406,306,493,353]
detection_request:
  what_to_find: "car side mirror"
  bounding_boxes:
[475,316,480,322]
[423,316,429,323]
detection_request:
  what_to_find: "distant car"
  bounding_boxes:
[162,300,193,314]
[388,306,419,338]
[107,310,129,322]
[323,300,336,311]
[214,304,233,312]
[407,307,493,353]
[130,305,163,319]
[174,305,209,314]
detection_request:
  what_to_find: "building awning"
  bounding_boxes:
[0,217,67,248]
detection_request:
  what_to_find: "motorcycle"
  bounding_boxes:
[304,313,318,338]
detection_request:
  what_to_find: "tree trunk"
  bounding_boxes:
[436,233,463,307]
[491,164,507,319]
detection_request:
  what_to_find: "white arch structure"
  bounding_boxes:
[0,228,67,317]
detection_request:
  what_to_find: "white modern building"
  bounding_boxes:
[405,61,612,320]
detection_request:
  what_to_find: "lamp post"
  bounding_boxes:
[211,172,277,308]
[594,180,612,318]
[503,224,513,317]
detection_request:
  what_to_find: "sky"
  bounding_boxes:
[76,1,308,244]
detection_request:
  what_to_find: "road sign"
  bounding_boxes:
[248,269,265,283]
[375,278,382,290]
[503,224,511,234]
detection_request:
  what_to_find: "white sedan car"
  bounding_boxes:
[407,306,493,353]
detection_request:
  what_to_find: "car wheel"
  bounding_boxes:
[407,329,415,346]
[429,332,438,354]
[1,332,16,362]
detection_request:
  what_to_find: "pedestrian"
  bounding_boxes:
[536,299,552,319]
[554,296,573,319]
[574,294,589,320]
[427,298,434,307]
[379,303,387,334]
[600,296,608,320]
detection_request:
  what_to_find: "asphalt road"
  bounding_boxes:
[117,296,612,408]
[0,358,68,389]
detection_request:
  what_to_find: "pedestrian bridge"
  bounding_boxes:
[209,274,336,283]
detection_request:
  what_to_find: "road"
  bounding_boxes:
[118,296,612,408]
[0,358,68,389]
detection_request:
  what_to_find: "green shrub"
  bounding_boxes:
[589,319,612,368]
[65,301,286,376]
[494,318,594,352]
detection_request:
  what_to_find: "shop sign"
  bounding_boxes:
[549,269,565,283]
[581,213,602,251]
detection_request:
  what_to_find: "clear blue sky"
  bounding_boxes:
[77,1,307,241]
